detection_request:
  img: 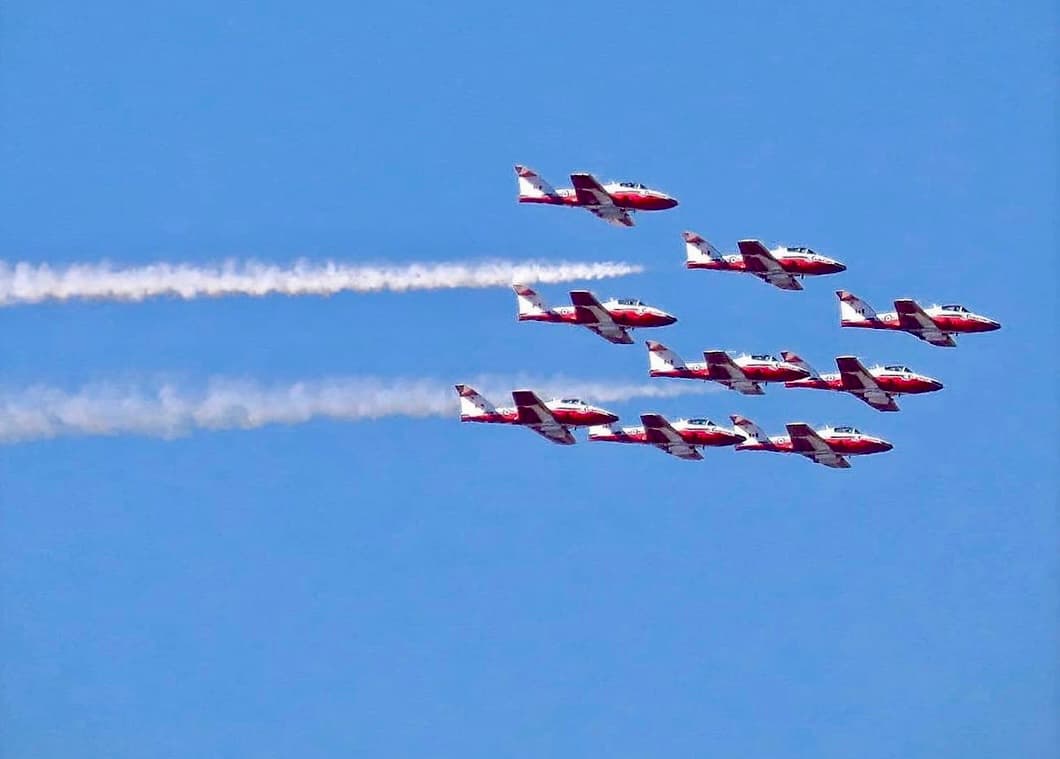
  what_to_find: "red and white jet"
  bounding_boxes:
[730,415,893,469]
[837,290,1000,347]
[684,232,846,291]
[515,164,678,227]
[782,352,943,412]
[646,341,810,395]
[456,384,619,445]
[513,284,677,345]
[588,413,743,461]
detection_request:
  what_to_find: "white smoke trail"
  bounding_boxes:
[0,259,643,306]
[0,375,717,444]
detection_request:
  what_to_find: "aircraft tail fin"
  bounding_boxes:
[683,230,723,265]
[730,414,769,448]
[515,164,559,200]
[512,284,550,320]
[455,384,496,419]
[646,340,686,374]
[780,351,819,379]
[836,290,876,322]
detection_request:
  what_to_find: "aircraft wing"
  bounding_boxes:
[569,290,633,344]
[570,173,634,227]
[587,205,635,227]
[786,423,851,469]
[703,350,764,395]
[736,239,802,291]
[510,390,576,445]
[835,355,900,412]
[894,299,956,347]
[640,413,703,460]
[570,172,614,205]
[584,323,634,343]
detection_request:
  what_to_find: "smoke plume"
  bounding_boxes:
[0,259,643,306]
[0,375,716,444]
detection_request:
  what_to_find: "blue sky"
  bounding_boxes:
[1,1,1056,756]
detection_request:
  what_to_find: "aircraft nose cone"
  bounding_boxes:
[661,313,678,326]
[663,196,679,209]
[601,411,620,424]
[830,260,847,273]
[929,378,944,391]
[985,319,1001,331]
[878,440,894,452]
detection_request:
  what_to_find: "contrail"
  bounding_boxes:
[0,259,643,306]
[0,376,717,444]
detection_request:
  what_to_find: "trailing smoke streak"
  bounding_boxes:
[0,376,717,444]
[0,259,643,306]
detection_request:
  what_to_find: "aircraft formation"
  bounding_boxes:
[456,165,1001,469]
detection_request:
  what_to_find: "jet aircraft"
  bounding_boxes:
[455,384,618,445]
[837,290,1000,347]
[588,413,743,461]
[730,415,893,469]
[515,164,678,227]
[684,232,846,291]
[513,284,677,345]
[646,341,809,394]
[782,352,943,412]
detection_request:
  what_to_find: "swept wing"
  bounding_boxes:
[569,290,633,344]
[786,423,851,468]
[894,299,956,347]
[736,239,802,291]
[835,355,900,412]
[511,390,576,445]
[704,350,764,395]
[641,413,703,460]
[570,173,634,227]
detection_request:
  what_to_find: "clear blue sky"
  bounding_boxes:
[1,1,1056,756]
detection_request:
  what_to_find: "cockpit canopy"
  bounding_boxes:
[786,246,816,255]
[686,418,716,426]
[833,426,861,434]
[750,353,778,362]
[617,181,648,189]
[614,298,645,306]
[941,304,969,312]
[559,398,587,406]
[883,364,912,373]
